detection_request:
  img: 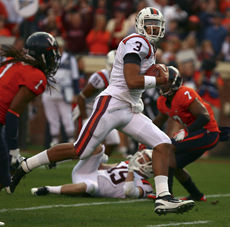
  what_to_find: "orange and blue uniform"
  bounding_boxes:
[0,62,46,186]
[0,62,46,124]
[157,86,220,168]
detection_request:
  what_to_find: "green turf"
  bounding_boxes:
[0,153,230,227]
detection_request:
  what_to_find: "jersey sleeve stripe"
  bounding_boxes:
[122,35,152,59]
[8,109,20,117]
[74,96,111,157]
[97,71,109,88]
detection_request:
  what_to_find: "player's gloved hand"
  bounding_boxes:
[127,154,139,173]
[155,64,169,85]
[173,129,188,141]
[9,148,22,165]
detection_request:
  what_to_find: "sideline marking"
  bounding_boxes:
[0,193,230,213]
[146,220,211,227]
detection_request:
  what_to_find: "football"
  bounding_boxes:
[145,64,159,77]
[145,64,167,77]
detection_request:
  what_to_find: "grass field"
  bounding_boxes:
[0,151,230,227]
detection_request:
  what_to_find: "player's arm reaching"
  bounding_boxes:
[153,112,169,128]
[173,97,210,142]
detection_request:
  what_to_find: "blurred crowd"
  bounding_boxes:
[0,0,229,154]
[0,0,229,59]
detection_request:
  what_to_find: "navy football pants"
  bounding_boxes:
[172,128,219,169]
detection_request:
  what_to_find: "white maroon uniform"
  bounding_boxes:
[74,33,171,159]
[83,69,120,145]
[86,69,110,114]
[72,151,153,198]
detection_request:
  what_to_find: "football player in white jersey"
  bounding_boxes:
[9,7,195,215]
[31,148,154,199]
[72,50,120,156]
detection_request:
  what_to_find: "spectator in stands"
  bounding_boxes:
[1,0,23,34]
[0,1,8,20]
[221,8,230,30]
[219,31,230,62]
[106,6,129,49]
[61,10,88,54]
[93,0,112,20]
[126,0,147,35]
[86,13,110,55]
[204,12,228,56]
[195,58,224,124]
[39,8,63,37]
[178,60,198,90]
[220,0,230,14]
[197,39,215,61]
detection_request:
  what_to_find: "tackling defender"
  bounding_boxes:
[9,7,194,215]
[153,66,220,201]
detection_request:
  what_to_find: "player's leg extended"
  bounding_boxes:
[122,113,195,214]
[9,96,115,192]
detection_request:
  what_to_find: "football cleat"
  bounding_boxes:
[31,187,49,196]
[154,195,195,215]
[8,166,27,193]
[10,155,26,175]
[180,194,207,202]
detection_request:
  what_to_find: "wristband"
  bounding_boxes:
[144,76,156,89]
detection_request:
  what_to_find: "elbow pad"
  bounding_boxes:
[123,181,140,198]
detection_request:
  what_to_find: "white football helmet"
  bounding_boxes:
[135,7,165,43]
[106,50,116,72]
[128,149,153,179]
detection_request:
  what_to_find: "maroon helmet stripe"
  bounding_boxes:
[152,8,158,15]
[122,35,152,59]
[74,96,111,157]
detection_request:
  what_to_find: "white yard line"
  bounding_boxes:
[0,193,230,213]
[146,220,211,227]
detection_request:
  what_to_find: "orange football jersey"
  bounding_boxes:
[0,62,47,124]
[157,86,219,132]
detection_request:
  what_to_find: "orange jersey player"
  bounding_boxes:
[0,32,60,190]
[153,66,220,201]
[157,86,219,133]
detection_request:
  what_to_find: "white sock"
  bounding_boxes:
[154,175,170,197]
[22,150,50,172]
[46,186,62,194]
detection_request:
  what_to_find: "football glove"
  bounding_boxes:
[173,129,188,141]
